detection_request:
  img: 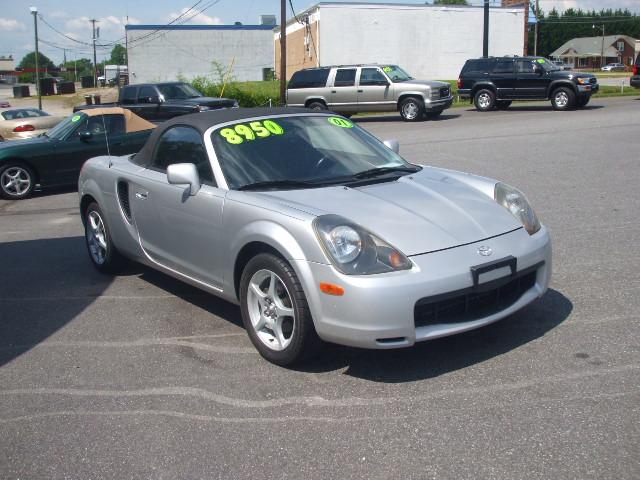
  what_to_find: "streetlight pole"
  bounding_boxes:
[91,19,98,88]
[279,0,287,105]
[30,6,42,110]
[593,24,605,69]
[482,0,489,58]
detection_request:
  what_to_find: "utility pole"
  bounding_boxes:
[593,24,605,69]
[91,19,98,88]
[482,0,489,58]
[534,0,539,56]
[30,6,42,110]
[279,0,287,105]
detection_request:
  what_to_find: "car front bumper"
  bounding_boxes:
[578,83,598,94]
[630,76,640,88]
[424,95,454,111]
[294,226,551,349]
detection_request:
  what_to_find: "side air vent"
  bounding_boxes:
[117,181,132,223]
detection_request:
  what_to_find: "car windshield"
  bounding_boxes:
[211,115,418,190]
[381,65,413,82]
[1,108,48,120]
[157,83,203,99]
[536,58,560,71]
[46,112,84,140]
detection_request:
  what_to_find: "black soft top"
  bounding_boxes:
[132,107,324,167]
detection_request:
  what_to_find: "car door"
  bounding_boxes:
[514,59,548,98]
[489,59,515,99]
[135,85,162,121]
[357,67,393,111]
[43,115,111,184]
[130,125,226,288]
[327,68,358,112]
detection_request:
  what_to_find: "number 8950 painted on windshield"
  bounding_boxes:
[219,120,284,145]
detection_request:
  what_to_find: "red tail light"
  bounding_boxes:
[457,77,462,89]
[13,124,35,132]
[634,65,639,75]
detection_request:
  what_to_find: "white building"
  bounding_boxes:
[126,24,275,83]
[275,2,526,80]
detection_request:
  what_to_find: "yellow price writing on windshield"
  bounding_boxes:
[219,120,284,144]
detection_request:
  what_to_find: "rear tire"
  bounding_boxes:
[306,101,327,111]
[240,253,321,366]
[399,96,424,122]
[495,100,512,110]
[84,202,125,273]
[0,162,36,200]
[474,89,496,112]
[551,87,575,111]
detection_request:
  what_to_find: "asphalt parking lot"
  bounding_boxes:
[1,96,639,479]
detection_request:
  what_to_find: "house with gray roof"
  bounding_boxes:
[550,35,639,69]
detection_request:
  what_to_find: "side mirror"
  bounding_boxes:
[167,163,201,196]
[383,139,400,153]
[149,95,161,103]
[78,131,93,141]
[534,65,544,75]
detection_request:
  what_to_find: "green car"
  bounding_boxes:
[0,107,156,200]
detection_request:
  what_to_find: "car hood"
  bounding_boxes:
[165,97,237,108]
[0,134,50,148]
[257,169,522,256]
[397,79,450,89]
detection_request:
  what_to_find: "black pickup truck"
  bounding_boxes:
[458,57,599,111]
[74,82,238,122]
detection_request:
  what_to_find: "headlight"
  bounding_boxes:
[577,77,588,84]
[314,215,412,275]
[197,105,211,112]
[494,182,541,235]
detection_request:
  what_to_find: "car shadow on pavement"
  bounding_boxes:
[354,113,461,123]
[298,288,572,382]
[0,236,114,367]
[465,105,604,113]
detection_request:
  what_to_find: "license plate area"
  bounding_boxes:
[470,256,517,288]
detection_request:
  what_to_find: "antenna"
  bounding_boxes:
[100,114,112,166]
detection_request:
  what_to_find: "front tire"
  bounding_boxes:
[240,253,321,366]
[575,95,590,108]
[551,87,576,110]
[474,89,496,112]
[425,110,443,119]
[84,202,125,273]
[399,96,424,121]
[0,162,35,200]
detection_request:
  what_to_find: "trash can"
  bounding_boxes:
[13,85,30,98]
[93,94,101,105]
[81,75,95,88]
[57,81,75,94]
[84,95,93,105]
[39,77,55,96]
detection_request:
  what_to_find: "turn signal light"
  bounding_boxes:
[634,65,639,75]
[13,124,35,132]
[319,282,344,296]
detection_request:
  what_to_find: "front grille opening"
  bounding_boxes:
[376,337,408,345]
[117,181,132,223]
[414,269,538,328]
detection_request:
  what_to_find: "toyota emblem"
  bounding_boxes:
[477,246,493,256]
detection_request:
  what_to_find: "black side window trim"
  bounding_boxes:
[150,124,217,187]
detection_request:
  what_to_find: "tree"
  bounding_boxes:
[432,0,469,5]
[17,51,56,82]
[108,44,126,65]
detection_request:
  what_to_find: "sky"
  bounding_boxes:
[1,0,639,65]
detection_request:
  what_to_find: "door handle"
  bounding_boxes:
[357,90,363,93]
[135,191,148,200]
[331,90,337,93]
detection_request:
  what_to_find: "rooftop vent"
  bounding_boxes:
[260,15,277,26]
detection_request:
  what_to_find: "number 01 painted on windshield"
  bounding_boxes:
[219,120,284,144]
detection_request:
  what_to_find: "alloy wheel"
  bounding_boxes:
[402,101,419,120]
[86,210,108,265]
[247,269,295,351]
[477,93,491,109]
[554,91,569,108]
[1,166,31,197]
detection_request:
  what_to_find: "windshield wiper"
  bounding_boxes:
[237,179,320,191]
[351,166,420,180]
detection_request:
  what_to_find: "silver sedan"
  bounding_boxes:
[78,108,551,365]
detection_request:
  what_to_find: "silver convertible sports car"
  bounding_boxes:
[79,107,551,365]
